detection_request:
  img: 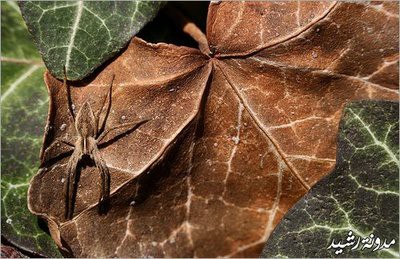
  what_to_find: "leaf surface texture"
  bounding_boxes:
[19,1,163,80]
[262,100,399,258]
[1,2,61,256]
[29,2,399,257]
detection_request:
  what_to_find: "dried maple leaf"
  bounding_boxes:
[28,2,399,257]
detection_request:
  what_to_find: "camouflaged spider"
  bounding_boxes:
[57,68,148,219]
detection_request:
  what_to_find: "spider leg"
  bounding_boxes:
[58,138,74,147]
[92,146,110,212]
[48,138,74,148]
[96,74,115,137]
[65,148,81,220]
[40,138,75,165]
[63,66,76,122]
[97,119,149,146]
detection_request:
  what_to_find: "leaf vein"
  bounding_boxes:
[65,1,84,73]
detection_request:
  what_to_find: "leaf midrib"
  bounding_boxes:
[214,61,311,190]
[1,57,43,65]
[65,0,83,74]
[1,62,43,104]
[215,2,338,59]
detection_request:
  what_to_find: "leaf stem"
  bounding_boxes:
[165,5,210,55]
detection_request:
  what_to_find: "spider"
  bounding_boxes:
[44,67,148,220]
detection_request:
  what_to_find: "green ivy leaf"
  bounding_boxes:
[19,1,164,81]
[262,100,399,258]
[1,1,61,257]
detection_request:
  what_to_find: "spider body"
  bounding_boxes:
[65,100,110,220]
[52,68,148,220]
[75,102,98,155]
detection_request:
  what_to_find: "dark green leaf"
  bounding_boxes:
[1,2,61,257]
[19,1,164,81]
[262,100,399,258]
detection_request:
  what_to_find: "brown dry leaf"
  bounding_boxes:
[28,2,399,257]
